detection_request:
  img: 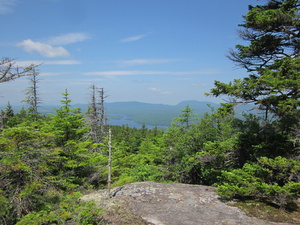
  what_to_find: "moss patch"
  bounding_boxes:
[233,200,300,224]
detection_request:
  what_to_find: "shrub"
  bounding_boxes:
[216,157,300,206]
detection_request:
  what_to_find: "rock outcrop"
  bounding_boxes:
[81,182,292,225]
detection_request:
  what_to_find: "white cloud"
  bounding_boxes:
[47,33,90,45]
[0,0,16,15]
[116,59,178,66]
[17,39,70,58]
[119,34,147,43]
[83,70,220,76]
[17,33,90,58]
[148,87,171,95]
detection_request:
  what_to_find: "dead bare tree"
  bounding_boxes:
[87,85,107,147]
[107,128,112,197]
[87,84,100,144]
[0,110,4,130]
[0,57,36,83]
[97,87,106,141]
[22,68,42,120]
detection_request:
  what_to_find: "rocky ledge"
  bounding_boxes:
[81,181,293,225]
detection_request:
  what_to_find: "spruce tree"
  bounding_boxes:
[50,89,86,146]
[173,105,197,129]
[207,0,300,206]
[208,0,300,124]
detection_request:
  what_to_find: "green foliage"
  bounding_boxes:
[2,18,300,221]
[1,88,298,224]
[209,57,300,123]
[102,124,166,186]
[206,0,300,207]
[208,0,300,129]
[162,104,240,184]
[173,105,197,129]
[49,89,87,146]
[216,157,300,206]
[0,190,10,216]
[16,192,103,225]
[0,92,106,224]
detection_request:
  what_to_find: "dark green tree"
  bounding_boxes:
[206,0,300,206]
[207,0,300,159]
[45,90,103,190]
[0,121,103,224]
[49,89,86,146]
[173,105,197,129]
[208,0,300,124]
[4,102,14,118]
[2,102,19,128]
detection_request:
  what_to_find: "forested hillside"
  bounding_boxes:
[0,100,219,128]
[0,100,222,127]
[0,0,300,224]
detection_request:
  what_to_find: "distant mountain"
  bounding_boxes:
[1,101,255,128]
[103,101,220,127]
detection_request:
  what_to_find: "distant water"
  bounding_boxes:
[107,114,166,129]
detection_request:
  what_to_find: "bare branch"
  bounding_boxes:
[0,58,37,83]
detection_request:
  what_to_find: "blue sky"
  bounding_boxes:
[0,0,258,106]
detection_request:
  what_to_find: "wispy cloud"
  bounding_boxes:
[148,87,171,95]
[47,33,90,45]
[116,59,178,67]
[171,69,220,75]
[17,33,90,58]
[16,60,81,67]
[44,60,81,65]
[84,71,166,76]
[39,72,71,77]
[119,34,147,43]
[0,0,16,15]
[17,39,70,58]
[83,70,220,76]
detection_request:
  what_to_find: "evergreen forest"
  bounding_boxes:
[1,0,300,224]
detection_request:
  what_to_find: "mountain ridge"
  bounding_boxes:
[1,100,253,127]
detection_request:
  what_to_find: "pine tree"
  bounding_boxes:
[206,0,300,206]
[50,89,86,146]
[3,102,15,127]
[208,0,300,124]
[173,105,197,129]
